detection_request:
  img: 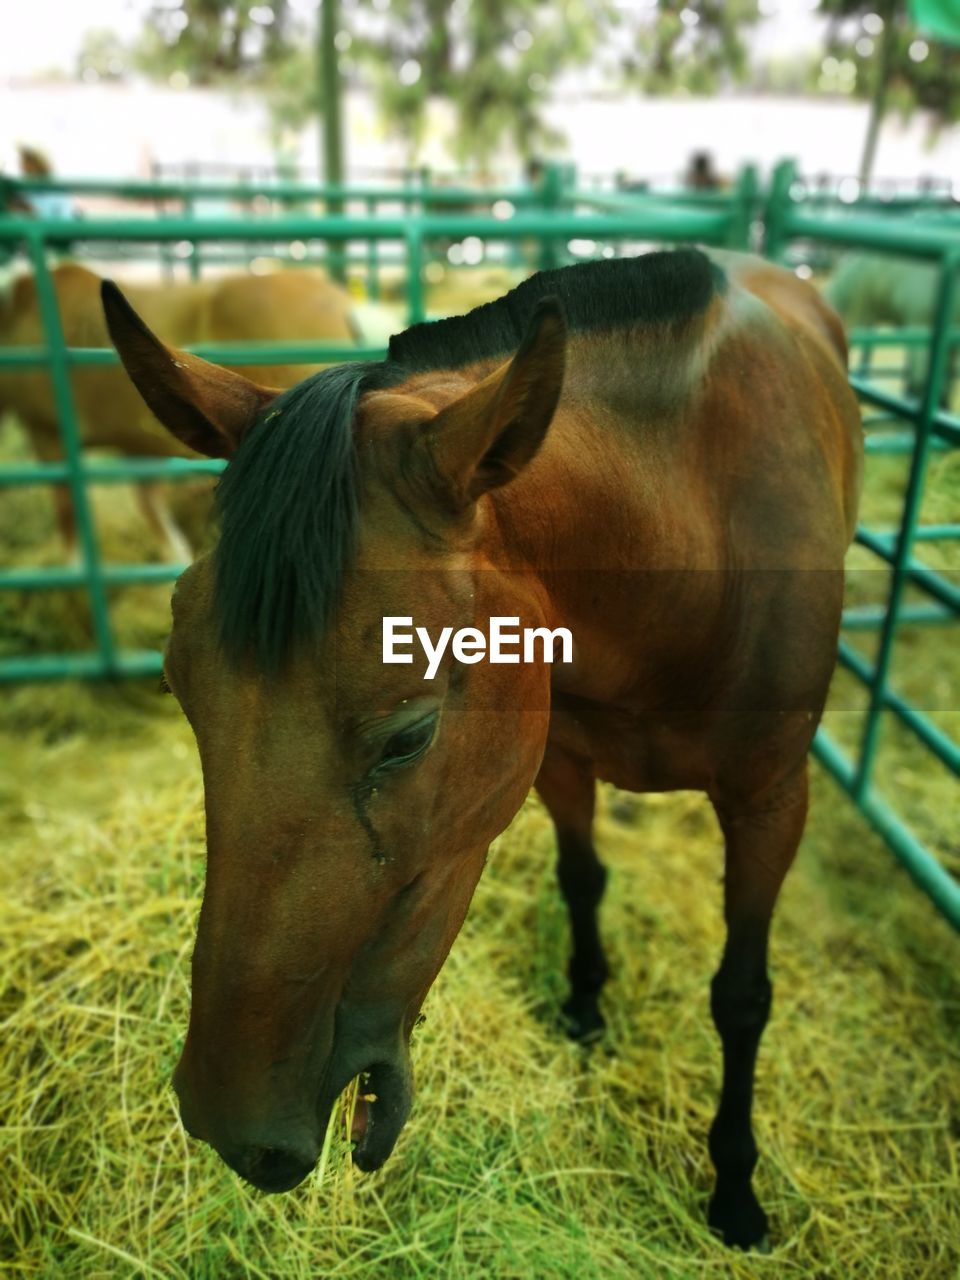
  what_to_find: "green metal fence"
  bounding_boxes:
[0,171,555,280]
[765,172,960,929]
[0,163,760,277]
[1,170,957,929]
[777,171,957,215]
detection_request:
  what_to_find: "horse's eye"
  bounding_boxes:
[375,713,438,774]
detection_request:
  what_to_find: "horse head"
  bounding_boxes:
[102,280,567,1191]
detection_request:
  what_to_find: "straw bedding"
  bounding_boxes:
[2,698,957,1278]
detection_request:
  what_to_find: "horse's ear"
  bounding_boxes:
[101,280,280,458]
[420,296,566,509]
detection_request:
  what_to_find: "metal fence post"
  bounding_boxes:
[764,158,797,263]
[406,224,425,325]
[538,162,564,272]
[366,197,380,300]
[185,194,201,280]
[26,233,117,672]
[728,164,759,250]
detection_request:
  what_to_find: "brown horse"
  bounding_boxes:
[0,262,357,559]
[103,247,862,1250]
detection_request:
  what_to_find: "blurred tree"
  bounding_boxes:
[817,0,960,182]
[620,0,759,95]
[77,28,131,82]
[348,0,759,167]
[753,51,819,94]
[135,0,295,84]
[347,0,606,166]
[81,0,761,171]
[265,43,322,132]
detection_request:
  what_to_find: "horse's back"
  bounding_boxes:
[609,253,865,788]
[203,269,356,386]
[538,252,864,798]
[722,252,849,365]
[0,265,196,455]
[583,251,862,566]
[681,254,862,787]
[703,252,863,553]
[208,269,354,340]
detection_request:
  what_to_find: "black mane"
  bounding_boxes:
[387,248,724,372]
[214,249,724,670]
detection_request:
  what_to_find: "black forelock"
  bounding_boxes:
[213,360,378,671]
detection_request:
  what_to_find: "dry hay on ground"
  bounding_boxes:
[1,687,958,1279]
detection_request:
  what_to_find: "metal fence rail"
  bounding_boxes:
[1,165,759,281]
[768,158,959,217]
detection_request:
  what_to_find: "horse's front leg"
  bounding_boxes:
[707,764,808,1250]
[535,749,609,1042]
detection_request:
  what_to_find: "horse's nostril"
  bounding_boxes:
[235,1144,315,1193]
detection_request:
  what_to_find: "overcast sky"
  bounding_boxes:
[3,0,830,80]
[2,0,143,78]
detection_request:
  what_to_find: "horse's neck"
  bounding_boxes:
[487,383,700,574]
[480,383,724,705]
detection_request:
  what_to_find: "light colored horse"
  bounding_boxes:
[824,253,959,401]
[0,263,359,560]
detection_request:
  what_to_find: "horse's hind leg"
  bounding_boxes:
[32,430,79,556]
[535,749,609,1042]
[136,481,193,564]
[706,764,808,1250]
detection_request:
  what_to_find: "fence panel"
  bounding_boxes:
[764,173,960,928]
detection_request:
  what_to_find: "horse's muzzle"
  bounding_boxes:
[228,1141,319,1193]
[172,1037,414,1191]
[348,1055,415,1173]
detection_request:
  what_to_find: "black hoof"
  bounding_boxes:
[708,1186,770,1251]
[560,992,606,1043]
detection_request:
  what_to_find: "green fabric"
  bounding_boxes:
[910,0,960,43]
